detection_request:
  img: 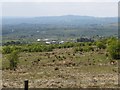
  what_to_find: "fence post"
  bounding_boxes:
[24,79,28,90]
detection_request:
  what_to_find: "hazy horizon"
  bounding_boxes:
[2,2,118,18]
[2,15,118,19]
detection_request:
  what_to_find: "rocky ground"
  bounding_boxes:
[2,66,118,88]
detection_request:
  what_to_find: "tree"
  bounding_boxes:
[108,40,120,59]
[7,50,19,70]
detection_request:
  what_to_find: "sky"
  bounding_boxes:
[1,0,119,17]
[0,0,119,2]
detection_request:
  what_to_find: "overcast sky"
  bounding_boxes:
[0,0,119,2]
[1,1,118,17]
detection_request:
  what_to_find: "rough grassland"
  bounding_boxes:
[2,48,118,88]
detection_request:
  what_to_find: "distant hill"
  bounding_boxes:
[3,15,117,25]
[2,15,118,41]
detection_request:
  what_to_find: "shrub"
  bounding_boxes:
[7,50,19,70]
[74,47,83,52]
[107,37,117,45]
[2,46,12,54]
[2,46,22,54]
[85,42,92,46]
[108,40,120,59]
[83,46,94,52]
[88,46,94,51]
[96,41,106,49]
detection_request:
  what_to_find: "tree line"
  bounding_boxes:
[2,37,120,70]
